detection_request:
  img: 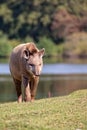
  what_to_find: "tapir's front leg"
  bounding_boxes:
[22,76,31,102]
[30,76,39,101]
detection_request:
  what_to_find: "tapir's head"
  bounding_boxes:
[23,43,45,76]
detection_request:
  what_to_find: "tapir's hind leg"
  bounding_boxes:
[13,78,22,103]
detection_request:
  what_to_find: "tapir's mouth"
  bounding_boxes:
[35,74,40,76]
[34,71,40,76]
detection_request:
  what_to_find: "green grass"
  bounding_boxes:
[0,90,87,130]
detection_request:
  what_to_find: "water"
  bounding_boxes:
[1,63,87,75]
[43,63,87,74]
[0,61,87,102]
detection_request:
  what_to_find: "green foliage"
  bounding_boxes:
[0,4,12,23]
[38,37,57,56]
[63,32,87,57]
[23,36,34,43]
[0,32,12,57]
[8,39,20,49]
[0,1,87,57]
[56,43,64,56]
[0,0,87,41]
[38,37,64,57]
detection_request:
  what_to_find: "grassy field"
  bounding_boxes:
[0,90,87,130]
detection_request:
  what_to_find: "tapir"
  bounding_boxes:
[9,42,45,103]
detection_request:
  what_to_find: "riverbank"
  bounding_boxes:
[0,90,87,130]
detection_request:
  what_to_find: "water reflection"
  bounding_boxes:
[0,75,87,103]
[0,76,17,102]
[38,75,87,98]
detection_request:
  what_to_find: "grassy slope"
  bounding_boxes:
[0,90,87,130]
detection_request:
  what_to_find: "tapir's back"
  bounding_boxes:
[9,44,26,80]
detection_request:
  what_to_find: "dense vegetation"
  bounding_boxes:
[0,0,87,57]
[0,90,87,130]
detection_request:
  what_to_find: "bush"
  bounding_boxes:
[0,32,12,57]
[63,32,87,57]
[57,43,64,56]
[38,36,58,56]
[23,36,34,43]
[9,39,21,49]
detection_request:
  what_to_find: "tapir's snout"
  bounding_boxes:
[34,71,40,76]
[34,65,42,76]
[28,64,42,76]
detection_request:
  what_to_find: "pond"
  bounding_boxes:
[0,74,87,103]
[0,58,87,103]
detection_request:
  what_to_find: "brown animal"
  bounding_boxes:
[9,42,45,103]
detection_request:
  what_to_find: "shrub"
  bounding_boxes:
[23,36,34,43]
[0,32,12,57]
[38,36,57,56]
[8,39,20,49]
[63,32,87,57]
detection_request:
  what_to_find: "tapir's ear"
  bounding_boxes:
[26,43,38,54]
[23,49,29,60]
[39,48,45,57]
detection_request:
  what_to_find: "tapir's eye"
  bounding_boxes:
[29,64,33,67]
